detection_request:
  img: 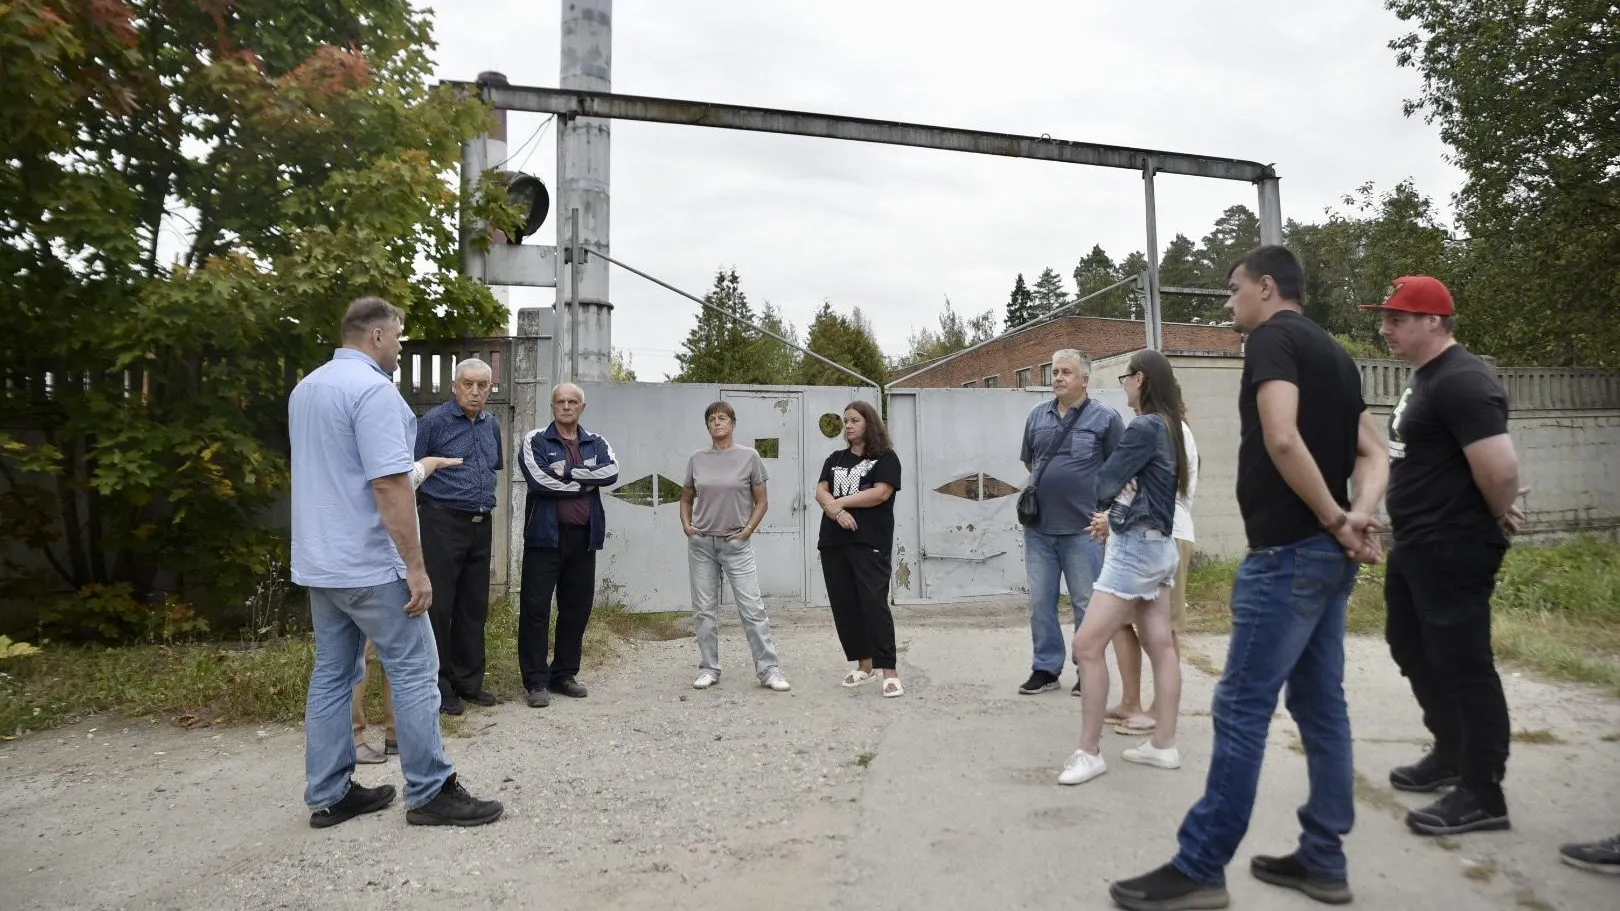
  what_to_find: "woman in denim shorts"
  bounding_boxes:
[1058,350,1191,786]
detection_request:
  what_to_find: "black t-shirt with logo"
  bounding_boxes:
[1386,344,1509,547]
[816,448,903,551]
[1236,310,1366,547]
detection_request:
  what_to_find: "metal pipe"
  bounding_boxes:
[551,115,569,387]
[1143,160,1163,351]
[885,274,1140,389]
[586,247,883,391]
[466,83,1276,183]
[1257,176,1283,245]
[569,207,581,379]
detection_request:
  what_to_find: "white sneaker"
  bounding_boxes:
[1121,740,1182,769]
[763,672,791,692]
[1057,749,1107,785]
[692,671,719,689]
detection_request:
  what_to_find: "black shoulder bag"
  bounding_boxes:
[1016,400,1088,527]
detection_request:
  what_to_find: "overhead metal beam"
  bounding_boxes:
[454,82,1278,184]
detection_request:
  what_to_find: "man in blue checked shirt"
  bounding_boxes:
[414,357,504,717]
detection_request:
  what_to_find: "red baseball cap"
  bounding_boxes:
[1359,275,1455,316]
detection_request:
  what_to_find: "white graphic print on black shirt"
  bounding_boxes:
[830,459,876,497]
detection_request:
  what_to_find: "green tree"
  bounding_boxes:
[0,0,503,634]
[672,269,757,383]
[745,303,802,383]
[1387,0,1619,366]
[798,303,890,387]
[609,349,637,382]
[1029,267,1069,317]
[1071,245,1133,319]
[901,297,996,367]
[1004,273,1037,330]
[1155,234,1207,323]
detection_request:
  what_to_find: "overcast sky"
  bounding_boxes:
[428,0,1461,380]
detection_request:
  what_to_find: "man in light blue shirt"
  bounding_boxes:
[1017,348,1125,696]
[289,296,502,829]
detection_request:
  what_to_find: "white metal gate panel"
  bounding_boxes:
[889,387,1129,604]
[720,389,805,601]
[565,382,879,612]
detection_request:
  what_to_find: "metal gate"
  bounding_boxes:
[887,386,1129,604]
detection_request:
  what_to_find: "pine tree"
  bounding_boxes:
[671,269,796,384]
[1030,267,1069,317]
[1004,273,1036,330]
[797,303,890,386]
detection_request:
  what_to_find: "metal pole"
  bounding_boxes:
[1257,174,1283,246]
[569,207,582,379]
[1143,159,1163,351]
[551,115,570,387]
[587,246,883,391]
[887,274,1139,388]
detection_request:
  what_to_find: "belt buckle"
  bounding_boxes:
[471,514,484,523]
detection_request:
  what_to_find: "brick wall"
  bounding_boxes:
[889,317,1243,388]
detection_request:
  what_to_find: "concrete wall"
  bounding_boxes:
[1092,351,1620,559]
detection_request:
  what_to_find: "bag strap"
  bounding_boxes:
[1029,399,1089,489]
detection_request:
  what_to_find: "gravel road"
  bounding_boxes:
[2,601,1617,911]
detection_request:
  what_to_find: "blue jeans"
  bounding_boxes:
[1174,534,1358,885]
[305,580,454,810]
[1024,529,1105,674]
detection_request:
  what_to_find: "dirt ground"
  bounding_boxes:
[2,601,1617,910]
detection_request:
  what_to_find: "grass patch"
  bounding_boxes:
[855,750,876,768]
[1182,537,1620,694]
[1510,728,1564,745]
[1,585,680,739]
[1601,731,1620,743]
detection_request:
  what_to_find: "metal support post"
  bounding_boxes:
[1143,160,1163,351]
[552,115,571,386]
[1258,174,1283,246]
[569,207,582,379]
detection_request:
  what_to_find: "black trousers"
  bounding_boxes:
[421,504,494,698]
[821,543,897,670]
[1385,537,1511,799]
[518,525,596,690]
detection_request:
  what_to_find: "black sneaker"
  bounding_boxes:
[440,691,465,716]
[384,738,398,756]
[460,689,500,707]
[1018,670,1060,695]
[1109,862,1230,911]
[1070,678,1083,697]
[1559,833,1620,875]
[1389,750,1459,792]
[1250,853,1352,904]
[406,774,504,827]
[309,780,396,829]
[1406,787,1510,836]
[549,676,588,698]
[526,689,551,708]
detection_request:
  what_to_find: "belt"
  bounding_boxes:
[418,499,490,523]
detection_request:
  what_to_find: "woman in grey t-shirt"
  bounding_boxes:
[679,401,790,691]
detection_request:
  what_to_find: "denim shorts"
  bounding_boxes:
[1094,526,1180,601]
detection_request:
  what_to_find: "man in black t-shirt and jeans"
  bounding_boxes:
[1112,246,1388,911]
[1360,275,1526,838]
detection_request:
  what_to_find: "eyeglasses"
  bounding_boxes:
[1118,372,1137,383]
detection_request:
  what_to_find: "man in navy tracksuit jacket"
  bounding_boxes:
[516,382,619,707]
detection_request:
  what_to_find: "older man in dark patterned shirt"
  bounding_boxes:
[415,357,504,716]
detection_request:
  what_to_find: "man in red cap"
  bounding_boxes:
[1361,275,1527,837]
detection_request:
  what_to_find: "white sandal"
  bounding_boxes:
[882,677,905,698]
[841,669,877,687]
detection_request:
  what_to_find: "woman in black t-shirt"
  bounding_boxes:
[814,400,905,697]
